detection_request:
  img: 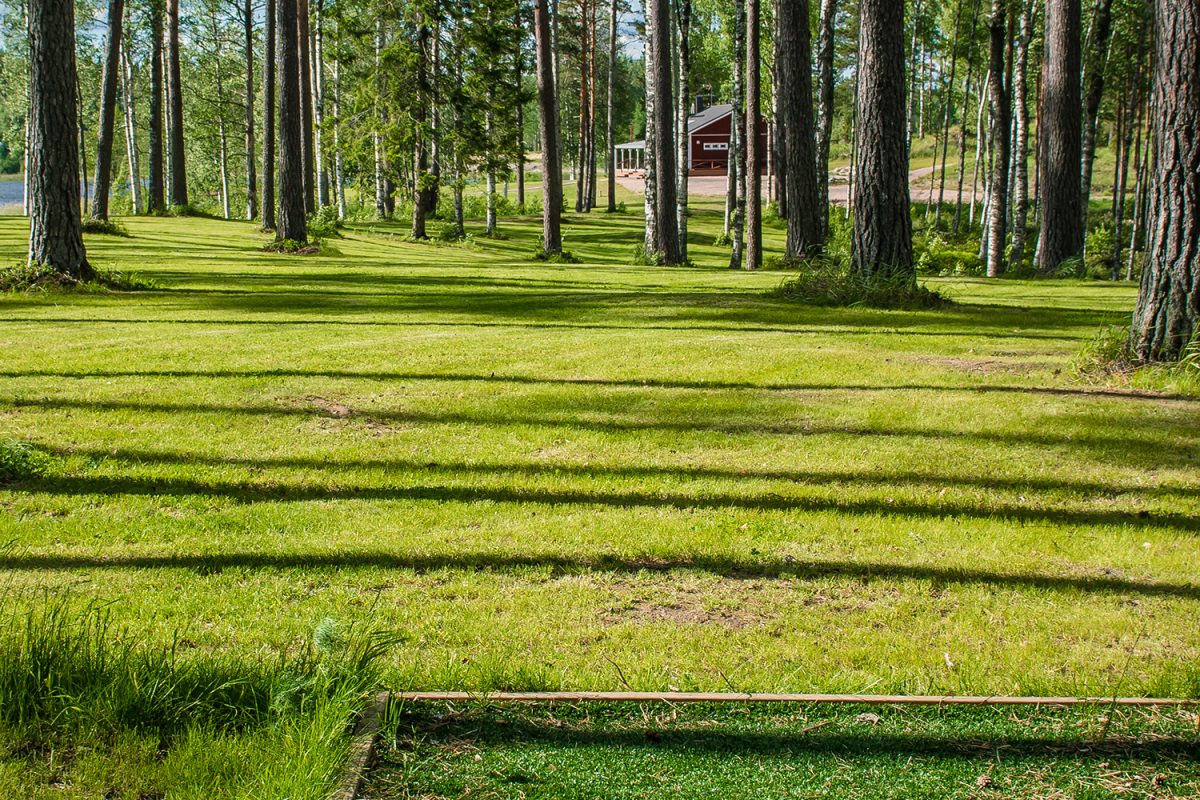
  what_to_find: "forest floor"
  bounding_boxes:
[1,197,1198,795]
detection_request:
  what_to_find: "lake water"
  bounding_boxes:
[0,180,23,213]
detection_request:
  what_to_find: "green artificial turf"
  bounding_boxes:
[1,195,1197,709]
[365,701,1200,799]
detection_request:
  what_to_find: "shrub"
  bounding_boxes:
[306,206,343,243]
[263,238,320,255]
[80,218,132,237]
[1071,325,1132,379]
[0,263,159,292]
[0,440,52,483]
[774,257,950,309]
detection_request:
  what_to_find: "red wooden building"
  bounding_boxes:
[614,103,770,177]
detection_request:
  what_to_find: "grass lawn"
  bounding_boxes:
[1,193,1198,791]
[366,701,1200,799]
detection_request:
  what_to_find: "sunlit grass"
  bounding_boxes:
[0,194,1196,710]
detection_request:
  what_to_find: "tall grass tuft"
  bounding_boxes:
[0,597,400,797]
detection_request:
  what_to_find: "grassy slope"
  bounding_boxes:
[366,702,1200,799]
[0,196,1197,709]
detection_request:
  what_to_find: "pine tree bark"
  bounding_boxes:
[276,0,307,243]
[814,0,838,241]
[777,0,821,256]
[646,0,680,263]
[743,0,762,270]
[984,0,1010,276]
[27,0,91,278]
[1034,0,1084,272]
[262,0,277,229]
[91,0,124,221]
[1129,0,1199,361]
[1079,0,1113,235]
[244,0,259,221]
[147,0,165,213]
[852,0,913,281]
[166,0,187,208]
[534,0,563,253]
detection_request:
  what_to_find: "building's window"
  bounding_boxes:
[702,142,729,152]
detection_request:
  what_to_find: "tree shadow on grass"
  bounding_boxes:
[391,705,1200,760]
[0,367,1189,404]
[2,548,1197,600]
[6,395,1197,469]
[36,444,1200,501]
[15,472,1200,535]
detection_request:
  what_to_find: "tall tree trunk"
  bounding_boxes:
[643,5,659,252]
[166,0,187,208]
[814,0,838,241]
[214,18,231,221]
[243,0,258,221]
[297,0,314,212]
[984,0,1010,276]
[411,13,430,239]
[728,0,746,269]
[147,1,165,213]
[1034,0,1083,272]
[314,0,329,208]
[534,0,562,253]
[778,0,821,256]
[576,0,591,213]
[646,0,680,262]
[276,0,307,243]
[373,20,387,219]
[852,0,913,281]
[1009,0,1034,269]
[675,0,691,260]
[933,0,964,223]
[120,38,140,215]
[27,0,91,278]
[91,0,124,221]
[333,42,346,219]
[743,0,762,270]
[515,27,527,210]
[262,0,277,229]
[605,0,617,212]
[949,0,982,232]
[1129,0,1199,361]
[1079,0,1113,237]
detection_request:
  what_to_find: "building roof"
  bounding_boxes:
[615,103,735,149]
[687,103,734,132]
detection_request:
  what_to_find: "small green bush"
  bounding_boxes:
[80,218,132,237]
[774,257,949,309]
[264,238,320,255]
[0,440,52,483]
[1071,325,1132,379]
[0,263,159,292]
[306,206,343,243]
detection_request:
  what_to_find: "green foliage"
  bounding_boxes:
[0,440,52,483]
[1071,325,1133,379]
[1084,224,1116,280]
[80,217,132,238]
[264,238,320,255]
[307,206,344,243]
[775,256,949,309]
[914,233,983,277]
[713,231,733,247]
[0,262,158,292]
[632,244,664,265]
[0,598,398,797]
